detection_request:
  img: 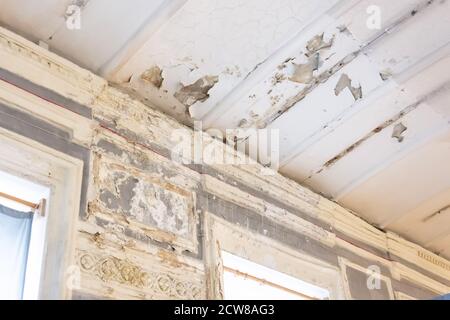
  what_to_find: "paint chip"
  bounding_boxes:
[174,75,219,107]
[272,73,286,85]
[380,70,393,81]
[337,25,352,36]
[392,123,407,142]
[289,53,320,84]
[306,34,333,57]
[141,66,164,89]
[334,74,362,100]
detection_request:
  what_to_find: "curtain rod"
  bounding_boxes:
[0,191,46,216]
[223,266,317,300]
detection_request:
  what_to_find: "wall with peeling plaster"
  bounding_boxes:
[0,26,449,300]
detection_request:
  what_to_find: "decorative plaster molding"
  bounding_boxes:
[418,250,450,272]
[78,252,203,299]
[387,232,450,281]
[329,204,388,252]
[79,253,148,288]
[0,26,106,106]
[391,261,450,295]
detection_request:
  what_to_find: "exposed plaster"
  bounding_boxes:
[392,123,408,143]
[380,70,393,81]
[253,51,359,129]
[141,66,164,89]
[305,33,334,57]
[334,73,362,101]
[174,75,219,108]
[272,72,287,85]
[289,53,320,84]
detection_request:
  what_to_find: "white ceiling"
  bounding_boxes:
[1,0,449,258]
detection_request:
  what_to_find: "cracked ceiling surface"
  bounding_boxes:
[1,0,450,258]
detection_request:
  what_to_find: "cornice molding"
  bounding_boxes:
[0,26,106,106]
[391,261,450,295]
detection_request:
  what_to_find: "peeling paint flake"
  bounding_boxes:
[392,123,407,142]
[380,70,393,81]
[337,25,352,36]
[306,33,334,57]
[272,72,286,85]
[174,75,219,107]
[141,66,164,89]
[334,73,362,101]
[289,53,320,84]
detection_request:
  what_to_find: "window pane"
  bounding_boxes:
[0,204,33,299]
[222,251,329,300]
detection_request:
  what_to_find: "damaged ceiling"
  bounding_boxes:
[1,0,450,258]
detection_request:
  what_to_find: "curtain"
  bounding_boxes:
[0,203,33,299]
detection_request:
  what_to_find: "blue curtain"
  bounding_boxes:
[0,203,33,299]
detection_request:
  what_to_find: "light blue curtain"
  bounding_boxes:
[0,203,33,299]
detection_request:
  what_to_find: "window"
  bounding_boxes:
[0,130,83,299]
[222,251,330,300]
[0,170,49,300]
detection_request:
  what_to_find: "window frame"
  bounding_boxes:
[0,128,83,299]
[204,213,345,300]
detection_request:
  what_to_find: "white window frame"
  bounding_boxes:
[0,128,83,299]
[204,213,345,300]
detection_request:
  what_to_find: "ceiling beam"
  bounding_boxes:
[201,0,358,128]
[279,19,450,167]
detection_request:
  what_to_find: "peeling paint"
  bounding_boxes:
[5,7,450,300]
[392,123,408,142]
[289,53,320,84]
[240,0,438,131]
[315,81,450,173]
[305,33,334,57]
[380,70,393,81]
[157,249,183,268]
[141,66,164,89]
[334,73,362,101]
[129,179,190,237]
[97,159,192,238]
[174,75,219,107]
[238,118,248,128]
[272,72,286,85]
[337,25,352,36]
[247,51,360,130]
